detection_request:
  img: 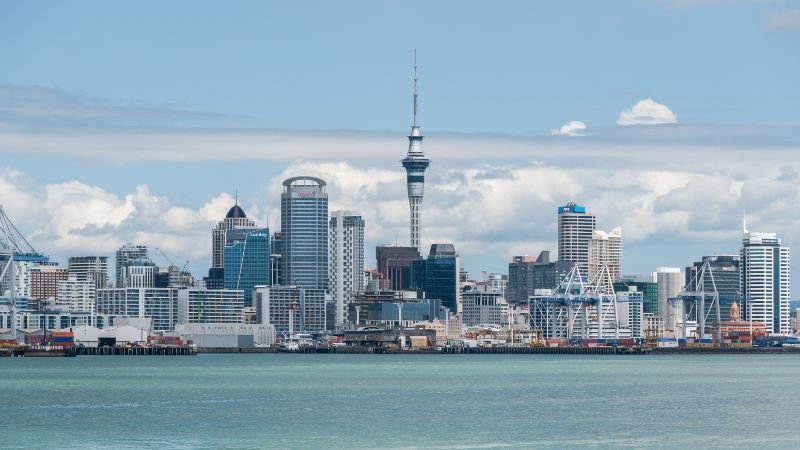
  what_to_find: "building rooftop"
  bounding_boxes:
[226,204,247,219]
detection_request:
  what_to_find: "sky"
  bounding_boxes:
[1,1,799,294]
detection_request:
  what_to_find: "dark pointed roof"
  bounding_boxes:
[226,204,247,219]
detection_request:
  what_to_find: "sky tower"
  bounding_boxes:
[401,51,430,251]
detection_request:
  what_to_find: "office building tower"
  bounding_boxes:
[411,244,461,313]
[557,201,596,275]
[270,232,284,286]
[376,246,422,291]
[115,243,148,287]
[212,199,256,269]
[254,286,328,336]
[329,211,365,328]
[507,252,573,304]
[55,276,95,312]
[685,255,740,321]
[588,227,623,291]
[614,274,658,316]
[68,256,109,289]
[461,290,503,327]
[30,266,68,301]
[657,267,683,331]
[223,228,270,306]
[280,176,328,290]
[740,226,790,335]
[401,55,430,251]
[203,268,224,290]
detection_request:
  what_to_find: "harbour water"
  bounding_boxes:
[2,353,799,449]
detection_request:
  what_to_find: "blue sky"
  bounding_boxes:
[1,1,799,293]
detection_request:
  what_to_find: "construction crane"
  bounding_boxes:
[155,247,190,272]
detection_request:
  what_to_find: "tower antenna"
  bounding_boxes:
[413,48,418,128]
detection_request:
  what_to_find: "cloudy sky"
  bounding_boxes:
[1,1,799,294]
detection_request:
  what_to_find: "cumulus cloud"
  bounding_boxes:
[765,9,800,30]
[550,121,587,136]
[617,99,678,126]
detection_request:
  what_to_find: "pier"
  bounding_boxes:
[76,346,197,356]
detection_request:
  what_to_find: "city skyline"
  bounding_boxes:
[1,2,799,296]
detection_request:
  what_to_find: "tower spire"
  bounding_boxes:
[413,48,418,128]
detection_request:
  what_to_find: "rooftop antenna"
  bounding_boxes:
[412,48,418,128]
[235,189,239,206]
[742,209,748,234]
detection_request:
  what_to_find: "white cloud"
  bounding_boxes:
[617,99,678,126]
[550,121,587,136]
[765,9,800,30]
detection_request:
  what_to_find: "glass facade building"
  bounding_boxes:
[614,276,658,316]
[507,251,573,304]
[223,228,270,306]
[411,244,460,313]
[280,177,329,290]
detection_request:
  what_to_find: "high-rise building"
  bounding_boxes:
[401,55,430,251]
[96,287,179,332]
[411,244,460,313]
[740,227,790,335]
[557,201,596,276]
[68,256,109,289]
[685,255,740,321]
[127,260,155,288]
[223,228,270,306]
[329,211,365,328]
[614,274,658,316]
[507,252,573,305]
[376,246,422,291]
[657,267,683,331]
[212,200,257,269]
[588,227,623,291]
[115,243,148,287]
[30,265,68,301]
[461,290,503,327]
[280,176,328,290]
[55,276,95,312]
[254,286,328,337]
[270,232,284,286]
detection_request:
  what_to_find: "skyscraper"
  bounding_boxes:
[280,176,328,290]
[67,256,109,289]
[223,228,270,306]
[657,267,683,331]
[685,255,740,321]
[588,227,623,291]
[115,243,148,287]
[329,211,365,328]
[376,245,422,291]
[401,54,430,251]
[212,199,256,269]
[557,201,596,276]
[411,244,460,313]
[740,227,790,335]
[507,251,573,305]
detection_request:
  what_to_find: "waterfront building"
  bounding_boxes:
[376,245,422,290]
[507,252,573,305]
[329,211,365,329]
[280,176,329,290]
[211,199,257,269]
[6,253,50,298]
[174,323,275,348]
[400,56,430,251]
[411,244,461,313]
[55,276,95,312]
[461,290,503,327]
[588,227,622,291]
[740,227,791,335]
[67,256,109,289]
[614,274,658,316]
[96,288,179,332]
[657,267,683,332]
[115,243,148,287]
[253,286,328,337]
[557,201,596,275]
[348,298,443,327]
[223,228,270,306]
[30,265,68,302]
[177,289,245,324]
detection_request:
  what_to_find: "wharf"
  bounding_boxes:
[0,346,77,357]
[651,347,800,354]
[77,346,197,356]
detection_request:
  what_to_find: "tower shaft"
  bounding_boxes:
[401,51,430,251]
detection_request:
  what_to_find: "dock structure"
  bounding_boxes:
[76,346,197,356]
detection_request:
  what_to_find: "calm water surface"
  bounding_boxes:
[1,353,799,449]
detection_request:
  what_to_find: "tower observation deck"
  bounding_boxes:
[401,51,430,251]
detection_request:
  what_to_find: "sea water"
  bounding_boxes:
[1,353,799,449]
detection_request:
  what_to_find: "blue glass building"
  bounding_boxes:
[411,244,460,312]
[223,228,270,306]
